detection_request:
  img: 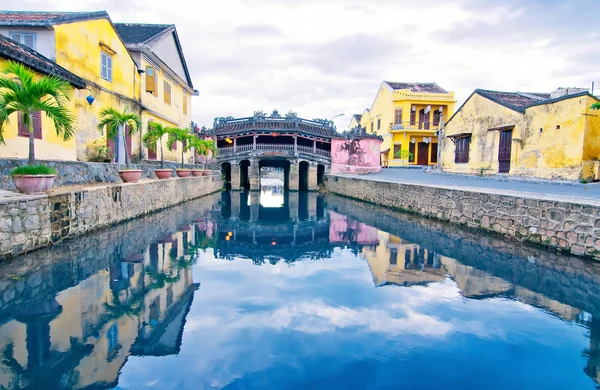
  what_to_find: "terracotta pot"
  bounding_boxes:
[12,175,56,194]
[118,169,143,183]
[201,170,210,176]
[176,169,191,178]
[155,169,173,179]
[191,169,203,177]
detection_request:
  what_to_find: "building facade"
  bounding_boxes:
[359,81,456,167]
[0,11,196,164]
[440,89,600,181]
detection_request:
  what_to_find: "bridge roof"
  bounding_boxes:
[211,113,339,140]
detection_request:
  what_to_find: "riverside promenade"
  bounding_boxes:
[325,170,600,259]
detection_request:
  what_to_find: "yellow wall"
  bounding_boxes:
[139,56,194,163]
[53,18,142,161]
[360,82,455,167]
[0,58,78,161]
[441,93,600,180]
[347,116,360,131]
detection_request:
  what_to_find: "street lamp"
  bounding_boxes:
[330,113,345,121]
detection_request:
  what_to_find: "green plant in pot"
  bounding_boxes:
[97,107,142,183]
[143,122,177,179]
[0,61,76,194]
[189,137,218,176]
[394,149,413,165]
[167,128,193,177]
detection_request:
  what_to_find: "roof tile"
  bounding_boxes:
[114,23,173,44]
[384,81,448,94]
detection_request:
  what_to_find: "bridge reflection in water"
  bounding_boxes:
[1,191,600,388]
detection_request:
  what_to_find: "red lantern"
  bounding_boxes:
[272,132,278,137]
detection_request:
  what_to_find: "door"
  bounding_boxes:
[148,146,157,160]
[417,142,429,165]
[498,130,512,173]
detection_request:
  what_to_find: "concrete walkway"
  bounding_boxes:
[340,169,600,202]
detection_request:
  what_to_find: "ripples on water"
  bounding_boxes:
[1,186,600,389]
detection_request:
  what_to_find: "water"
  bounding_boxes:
[1,187,600,389]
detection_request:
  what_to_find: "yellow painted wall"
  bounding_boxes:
[0,58,77,161]
[347,116,360,131]
[442,93,600,180]
[53,18,142,161]
[360,83,455,167]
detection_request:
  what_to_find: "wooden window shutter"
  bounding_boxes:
[410,109,416,126]
[146,66,156,94]
[183,94,187,115]
[17,111,42,139]
[395,108,402,124]
[408,143,415,163]
[164,81,171,105]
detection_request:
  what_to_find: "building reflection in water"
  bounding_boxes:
[0,219,202,389]
[2,190,600,388]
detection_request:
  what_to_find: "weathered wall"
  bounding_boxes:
[331,138,382,174]
[325,175,600,259]
[0,175,222,258]
[0,158,206,191]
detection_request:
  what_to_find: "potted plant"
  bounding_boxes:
[394,149,414,166]
[0,61,76,194]
[142,122,176,179]
[189,137,217,176]
[97,107,142,183]
[167,128,193,177]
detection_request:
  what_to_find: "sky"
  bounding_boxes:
[3,0,599,130]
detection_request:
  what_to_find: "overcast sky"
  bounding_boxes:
[4,0,599,130]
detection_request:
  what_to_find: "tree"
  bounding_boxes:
[592,102,600,110]
[167,127,193,169]
[189,136,218,169]
[0,61,76,165]
[143,122,177,168]
[97,107,141,169]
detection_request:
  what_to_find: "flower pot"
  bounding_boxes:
[191,169,203,177]
[176,169,191,178]
[155,169,173,179]
[12,175,56,194]
[118,169,143,183]
[201,170,210,176]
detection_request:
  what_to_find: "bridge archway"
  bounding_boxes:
[240,160,251,190]
[259,159,291,190]
[221,162,232,190]
[299,161,309,191]
[317,164,325,186]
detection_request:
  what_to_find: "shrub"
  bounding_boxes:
[86,140,112,162]
[10,165,58,176]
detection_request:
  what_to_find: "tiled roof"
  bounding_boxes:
[213,117,338,139]
[114,23,173,44]
[384,81,448,94]
[0,11,108,26]
[476,89,551,113]
[0,35,85,88]
[352,114,362,123]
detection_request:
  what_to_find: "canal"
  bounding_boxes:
[1,187,600,389]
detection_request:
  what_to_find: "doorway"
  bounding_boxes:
[417,143,429,165]
[498,130,512,173]
[299,161,309,191]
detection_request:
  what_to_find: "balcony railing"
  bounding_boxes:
[219,143,330,158]
[389,120,441,132]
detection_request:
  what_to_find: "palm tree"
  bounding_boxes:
[97,107,141,169]
[189,136,218,169]
[167,128,193,169]
[142,122,177,168]
[0,61,76,165]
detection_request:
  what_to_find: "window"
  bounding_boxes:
[395,108,403,124]
[370,122,374,133]
[408,143,415,163]
[377,118,381,130]
[9,32,36,50]
[454,137,470,163]
[101,51,113,82]
[410,107,416,126]
[164,81,171,105]
[393,144,402,159]
[17,111,42,139]
[183,94,188,115]
[433,110,441,126]
[146,66,157,95]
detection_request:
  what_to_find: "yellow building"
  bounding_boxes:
[114,23,198,164]
[347,114,362,130]
[440,89,600,181]
[0,11,197,164]
[0,34,86,161]
[360,81,456,167]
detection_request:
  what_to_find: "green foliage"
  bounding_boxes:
[86,139,112,162]
[394,149,413,160]
[143,122,178,168]
[97,107,141,168]
[592,102,600,110]
[166,128,192,152]
[0,61,76,164]
[10,165,57,176]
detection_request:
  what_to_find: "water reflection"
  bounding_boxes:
[2,192,600,388]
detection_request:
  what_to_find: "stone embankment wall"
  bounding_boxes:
[325,175,600,259]
[0,175,222,258]
[0,158,218,191]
